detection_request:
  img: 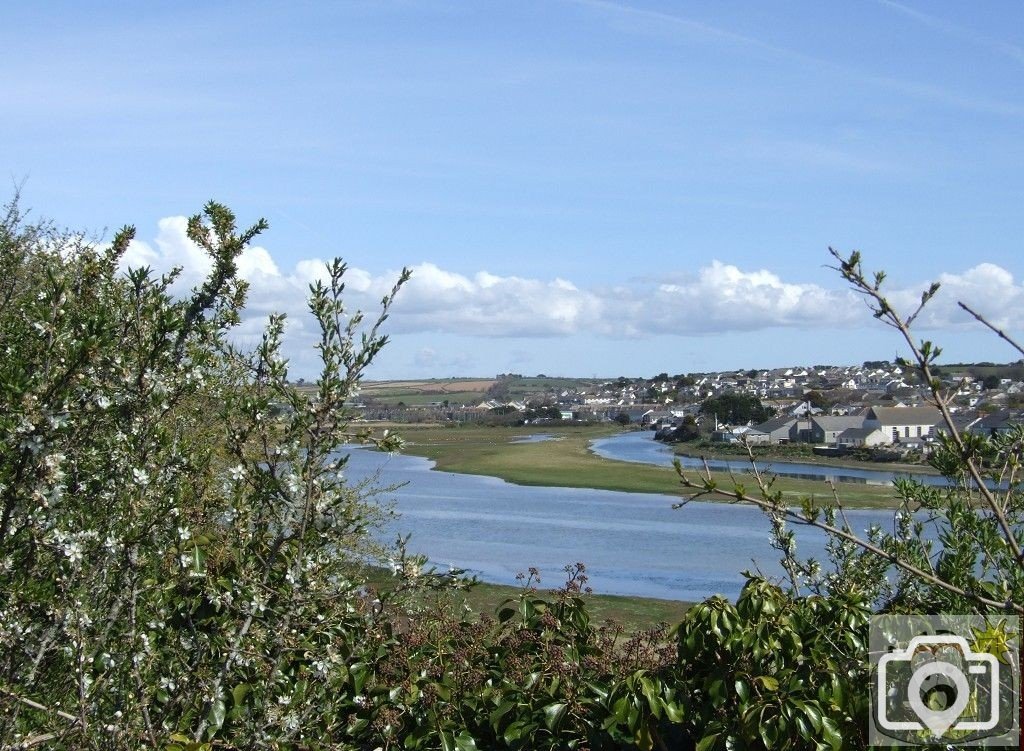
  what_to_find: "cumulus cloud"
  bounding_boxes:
[629,261,861,335]
[886,263,1024,331]
[117,216,1024,373]
[390,263,604,337]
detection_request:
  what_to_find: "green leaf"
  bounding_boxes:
[800,700,823,732]
[454,731,479,751]
[663,700,685,724]
[489,699,516,727]
[734,679,750,704]
[503,719,537,745]
[635,721,653,751]
[543,702,568,732]
[204,699,226,739]
[756,675,779,692]
[230,683,251,707]
[820,716,843,750]
[695,734,720,751]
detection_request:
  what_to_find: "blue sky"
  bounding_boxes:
[4,1,1023,379]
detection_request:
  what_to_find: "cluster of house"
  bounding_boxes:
[687,405,947,450]
[356,363,1024,450]
[552,364,1024,452]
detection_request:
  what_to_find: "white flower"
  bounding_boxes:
[228,464,246,482]
[63,541,83,565]
[95,395,111,410]
[131,468,149,486]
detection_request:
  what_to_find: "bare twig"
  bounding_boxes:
[959,302,1024,358]
[0,689,80,725]
[675,465,1021,614]
[829,249,1024,568]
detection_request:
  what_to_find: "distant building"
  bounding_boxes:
[836,427,890,449]
[809,416,866,445]
[862,406,943,444]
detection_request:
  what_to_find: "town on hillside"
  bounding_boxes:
[344,361,1024,458]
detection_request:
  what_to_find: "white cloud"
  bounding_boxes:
[389,263,604,337]
[236,245,279,280]
[627,261,860,334]
[118,216,1024,375]
[886,263,1024,331]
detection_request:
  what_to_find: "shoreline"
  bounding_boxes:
[669,445,942,476]
[390,424,906,509]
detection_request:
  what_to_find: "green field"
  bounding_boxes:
[357,565,692,633]
[394,424,906,508]
[345,376,609,406]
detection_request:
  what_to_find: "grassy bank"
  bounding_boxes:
[391,423,905,508]
[358,565,692,633]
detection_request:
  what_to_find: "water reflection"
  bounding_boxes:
[509,434,559,444]
[341,445,894,602]
[590,432,950,487]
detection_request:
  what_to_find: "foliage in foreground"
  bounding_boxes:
[0,200,1019,749]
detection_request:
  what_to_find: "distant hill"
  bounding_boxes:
[337,375,606,406]
[935,362,1024,381]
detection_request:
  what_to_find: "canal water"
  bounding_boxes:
[343,438,896,602]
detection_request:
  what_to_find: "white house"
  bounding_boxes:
[836,427,890,449]
[862,406,942,444]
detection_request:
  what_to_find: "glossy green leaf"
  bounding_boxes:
[543,702,568,732]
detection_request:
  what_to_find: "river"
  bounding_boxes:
[590,431,948,486]
[343,434,896,602]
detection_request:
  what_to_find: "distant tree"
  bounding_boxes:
[674,415,701,441]
[983,374,1001,390]
[613,412,631,425]
[525,404,561,420]
[485,379,510,400]
[700,393,774,425]
[804,390,831,410]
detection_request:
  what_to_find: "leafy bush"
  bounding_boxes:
[675,579,869,750]
[3,198,1018,751]
[0,199,410,747]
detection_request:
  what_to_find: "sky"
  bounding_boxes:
[3,1,1024,379]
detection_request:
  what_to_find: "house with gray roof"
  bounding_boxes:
[751,415,801,444]
[836,426,890,449]
[862,406,942,444]
[809,416,867,445]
